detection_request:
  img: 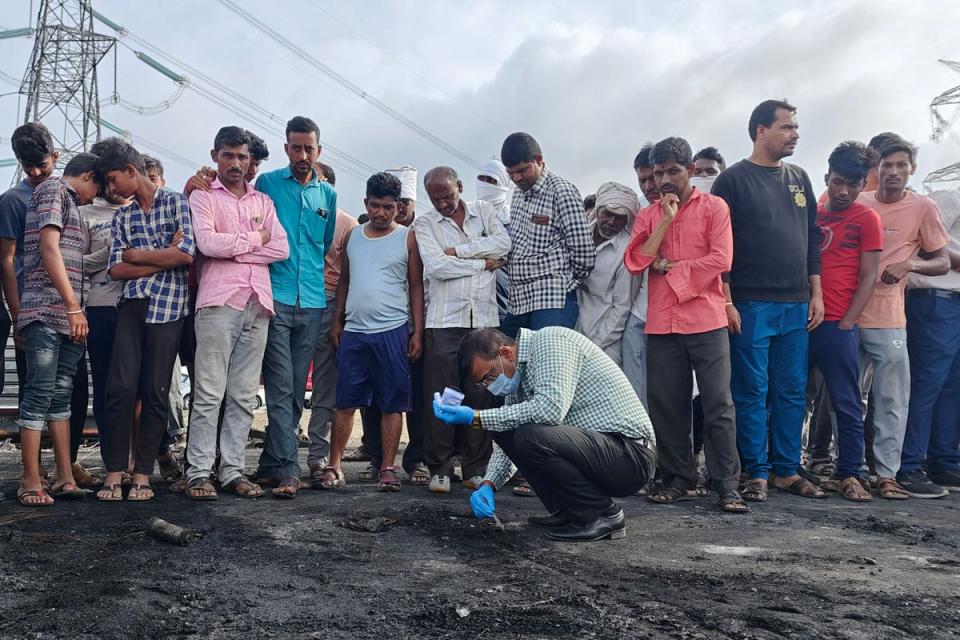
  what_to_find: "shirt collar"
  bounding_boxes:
[516,328,533,363]
[526,167,550,196]
[429,200,479,224]
[281,164,320,187]
[211,176,256,197]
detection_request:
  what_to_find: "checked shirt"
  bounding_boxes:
[505,168,595,315]
[108,187,195,324]
[479,327,655,489]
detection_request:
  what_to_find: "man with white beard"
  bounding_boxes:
[576,182,638,365]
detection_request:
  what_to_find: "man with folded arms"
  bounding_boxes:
[184,126,289,500]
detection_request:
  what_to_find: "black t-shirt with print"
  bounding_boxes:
[711,159,821,303]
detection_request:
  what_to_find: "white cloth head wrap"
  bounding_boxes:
[386,165,418,202]
[476,159,512,206]
[594,181,640,218]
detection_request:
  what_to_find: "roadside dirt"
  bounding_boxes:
[1,447,959,640]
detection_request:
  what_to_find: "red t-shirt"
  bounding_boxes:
[817,201,884,321]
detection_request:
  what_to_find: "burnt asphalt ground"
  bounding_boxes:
[1,447,959,640]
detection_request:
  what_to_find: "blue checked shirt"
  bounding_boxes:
[478,327,654,489]
[108,187,194,324]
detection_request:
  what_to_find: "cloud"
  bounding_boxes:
[2,0,959,208]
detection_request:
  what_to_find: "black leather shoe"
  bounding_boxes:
[528,511,573,528]
[546,507,626,542]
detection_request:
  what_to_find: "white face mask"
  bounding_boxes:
[476,180,509,203]
[690,176,717,194]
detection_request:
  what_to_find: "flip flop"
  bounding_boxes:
[272,477,300,499]
[647,486,700,504]
[719,492,752,513]
[185,478,219,501]
[221,477,263,498]
[127,483,155,502]
[17,487,54,507]
[50,481,85,500]
[775,477,828,499]
[97,484,123,502]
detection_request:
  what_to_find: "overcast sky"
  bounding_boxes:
[2,0,960,211]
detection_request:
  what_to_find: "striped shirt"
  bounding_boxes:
[18,178,84,334]
[506,168,595,315]
[479,327,654,489]
[108,187,195,324]
[413,200,511,329]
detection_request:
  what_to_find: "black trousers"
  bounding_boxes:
[69,354,88,462]
[104,299,183,475]
[647,328,741,494]
[361,352,424,473]
[422,328,494,478]
[492,424,656,524]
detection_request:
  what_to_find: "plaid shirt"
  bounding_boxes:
[108,187,195,324]
[478,327,654,489]
[506,168,595,315]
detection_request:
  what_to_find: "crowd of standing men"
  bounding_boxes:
[2,96,959,542]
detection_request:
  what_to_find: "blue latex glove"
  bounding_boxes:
[432,399,475,426]
[470,483,496,519]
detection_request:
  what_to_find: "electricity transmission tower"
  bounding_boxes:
[925,59,960,192]
[16,0,115,167]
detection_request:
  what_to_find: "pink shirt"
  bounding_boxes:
[624,189,732,335]
[189,178,289,315]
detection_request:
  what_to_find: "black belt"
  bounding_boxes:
[908,288,960,301]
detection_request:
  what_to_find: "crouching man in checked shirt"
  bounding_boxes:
[433,326,656,542]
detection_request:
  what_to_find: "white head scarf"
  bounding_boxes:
[386,165,418,203]
[476,159,512,205]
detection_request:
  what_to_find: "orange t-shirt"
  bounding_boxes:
[857,190,949,328]
[323,209,359,300]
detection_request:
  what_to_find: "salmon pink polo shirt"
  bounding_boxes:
[624,188,733,335]
[189,178,289,315]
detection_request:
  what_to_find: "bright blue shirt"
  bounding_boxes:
[0,179,36,296]
[256,166,337,309]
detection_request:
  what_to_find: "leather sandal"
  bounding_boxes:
[838,476,873,502]
[877,477,910,500]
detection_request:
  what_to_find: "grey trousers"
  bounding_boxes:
[858,327,910,479]
[307,304,337,466]
[186,302,271,485]
[646,328,741,494]
[621,313,648,408]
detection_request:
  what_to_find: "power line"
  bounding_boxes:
[218,0,481,170]
[90,8,380,183]
[307,0,503,131]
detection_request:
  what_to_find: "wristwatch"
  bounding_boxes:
[471,411,482,429]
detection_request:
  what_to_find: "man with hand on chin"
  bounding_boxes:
[433,326,656,542]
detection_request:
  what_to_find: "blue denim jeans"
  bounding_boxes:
[257,301,324,480]
[729,301,809,479]
[18,321,85,431]
[809,322,864,479]
[902,291,960,474]
[500,290,579,339]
